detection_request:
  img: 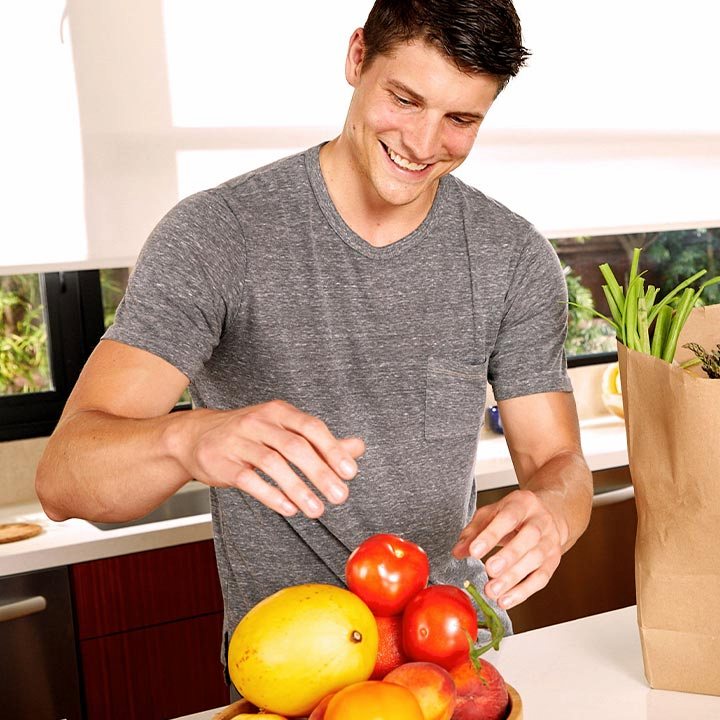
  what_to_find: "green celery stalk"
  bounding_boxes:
[599,264,625,318]
[662,288,696,363]
[644,285,658,313]
[647,269,707,324]
[624,276,645,351]
[650,305,672,358]
[637,296,651,355]
[601,285,623,334]
[628,247,641,285]
[694,276,720,302]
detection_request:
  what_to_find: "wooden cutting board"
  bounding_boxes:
[0,522,43,544]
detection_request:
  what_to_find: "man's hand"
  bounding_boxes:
[451,488,567,610]
[168,400,365,519]
[452,391,593,610]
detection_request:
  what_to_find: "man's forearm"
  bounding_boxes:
[36,409,193,523]
[521,450,593,553]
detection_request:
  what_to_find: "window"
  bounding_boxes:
[0,267,193,441]
[558,226,720,366]
[0,271,105,441]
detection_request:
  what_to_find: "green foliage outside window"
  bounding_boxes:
[562,263,616,356]
[645,228,720,306]
[0,274,51,395]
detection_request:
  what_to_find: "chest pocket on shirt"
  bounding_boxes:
[424,356,488,441]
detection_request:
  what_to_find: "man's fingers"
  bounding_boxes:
[265,400,362,481]
[485,549,559,609]
[233,466,301,518]
[338,435,366,460]
[237,437,329,518]
[247,422,350,507]
[484,522,543,578]
[451,505,496,558]
[467,502,527,560]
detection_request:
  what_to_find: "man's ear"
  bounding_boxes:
[345,28,366,87]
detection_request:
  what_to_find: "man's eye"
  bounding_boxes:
[393,94,413,107]
[450,116,474,127]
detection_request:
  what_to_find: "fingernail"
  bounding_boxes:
[307,497,323,514]
[340,460,357,479]
[488,581,504,597]
[330,484,347,502]
[488,556,505,574]
[500,594,515,609]
[469,540,487,558]
[281,501,297,515]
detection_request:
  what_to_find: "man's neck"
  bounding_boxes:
[319,138,438,248]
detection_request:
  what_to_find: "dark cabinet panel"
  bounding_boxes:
[80,611,229,720]
[71,539,223,639]
[72,539,230,719]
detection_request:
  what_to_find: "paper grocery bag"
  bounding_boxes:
[618,304,720,696]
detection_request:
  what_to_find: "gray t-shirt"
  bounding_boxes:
[105,144,571,662]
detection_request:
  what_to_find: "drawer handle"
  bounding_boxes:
[0,595,47,623]
[592,485,635,507]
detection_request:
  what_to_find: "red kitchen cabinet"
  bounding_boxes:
[71,540,230,720]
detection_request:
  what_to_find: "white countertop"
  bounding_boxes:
[475,413,628,490]
[0,415,627,579]
[174,606,720,720]
[0,496,213,578]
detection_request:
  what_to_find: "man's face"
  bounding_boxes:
[342,32,500,210]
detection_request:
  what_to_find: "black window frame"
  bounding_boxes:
[0,270,106,442]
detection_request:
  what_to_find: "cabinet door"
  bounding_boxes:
[72,540,230,719]
[72,539,223,638]
[80,611,230,720]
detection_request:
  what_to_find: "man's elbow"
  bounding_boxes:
[35,455,70,522]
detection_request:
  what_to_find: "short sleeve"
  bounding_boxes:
[488,228,572,401]
[103,188,245,380]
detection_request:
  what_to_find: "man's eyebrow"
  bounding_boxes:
[387,79,485,121]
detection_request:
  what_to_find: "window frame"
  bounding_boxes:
[0,270,105,442]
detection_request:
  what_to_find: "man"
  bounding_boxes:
[36,0,592,671]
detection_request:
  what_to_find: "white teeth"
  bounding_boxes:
[386,146,427,171]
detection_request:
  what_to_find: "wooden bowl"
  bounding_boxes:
[213,684,523,719]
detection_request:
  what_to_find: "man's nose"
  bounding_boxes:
[404,115,443,162]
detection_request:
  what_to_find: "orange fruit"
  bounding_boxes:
[371,615,408,679]
[325,680,424,720]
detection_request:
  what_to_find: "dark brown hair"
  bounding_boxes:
[362,0,530,91]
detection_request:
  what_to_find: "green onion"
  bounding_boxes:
[569,247,720,364]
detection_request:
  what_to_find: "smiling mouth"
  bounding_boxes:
[380,141,429,172]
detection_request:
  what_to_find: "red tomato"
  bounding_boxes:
[401,585,479,671]
[346,533,430,616]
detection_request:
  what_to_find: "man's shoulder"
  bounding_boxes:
[216,148,311,201]
[444,173,536,239]
[443,174,547,261]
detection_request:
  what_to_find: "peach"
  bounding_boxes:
[371,615,409,679]
[449,658,509,720]
[384,661,457,720]
[307,692,335,720]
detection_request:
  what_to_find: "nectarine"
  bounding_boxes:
[450,658,509,720]
[384,662,457,720]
